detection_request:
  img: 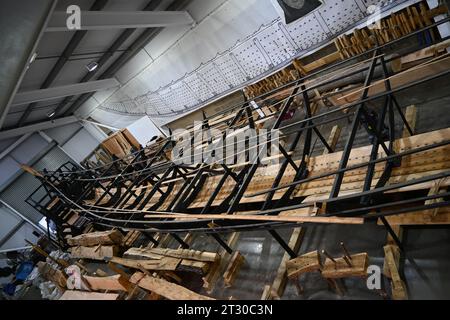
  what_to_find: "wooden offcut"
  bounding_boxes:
[122,230,142,247]
[178,259,210,275]
[202,232,238,293]
[37,261,67,288]
[125,247,219,263]
[323,125,341,155]
[286,250,321,279]
[84,275,129,292]
[59,290,119,300]
[321,253,369,279]
[70,245,119,260]
[67,230,123,247]
[110,256,181,271]
[223,251,245,287]
[383,245,408,300]
[270,227,305,299]
[403,105,417,138]
[130,272,215,300]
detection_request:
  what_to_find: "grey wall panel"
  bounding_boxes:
[44,122,83,145]
[0,205,21,241]
[9,133,48,164]
[0,137,18,152]
[0,156,21,187]
[1,223,37,251]
[0,171,46,224]
[0,133,48,189]
[62,128,100,163]
[33,146,73,172]
[0,147,73,224]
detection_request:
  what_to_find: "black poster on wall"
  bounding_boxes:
[273,0,323,24]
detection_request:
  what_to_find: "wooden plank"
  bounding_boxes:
[121,128,140,149]
[302,51,342,73]
[202,232,239,293]
[110,256,181,271]
[130,272,215,300]
[381,104,425,231]
[321,253,369,279]
[59,290,119,300]
[125,248,219,262]
[143,213,364,225]
[84,275,129,292]
[403,105,417,138]
[178,259,210,275]
[122,230,141,247]
[381,207,450,226]
[67,230,123,247]
[338,56,450,104]
[383,245,408,300]
[70,245,119,261]
[286,250,321,279]
[261,285,272,300]
[323,125,341,155]
[202,257,221,292]
[223,251,245,288]
[37,261,67,288]
[270,227,305,299]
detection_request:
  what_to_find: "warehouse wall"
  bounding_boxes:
[0,133,56,258]
[0,122,104,254]
[126,116,163,146]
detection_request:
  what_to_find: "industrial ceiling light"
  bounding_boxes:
[26,52,38,70]
[29,52,38,64]
[85,61,99,72]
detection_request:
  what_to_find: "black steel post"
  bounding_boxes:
[330,52,379,199]
[269,229,297,258]
[170,233,190,249]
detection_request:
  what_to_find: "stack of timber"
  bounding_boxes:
[82,128,142,167]
[245,2,447,102]
[334,3,447,59]
[100,129,140,160]
[68,230,123,261]
[122,230,142,248]
[244,66,299,99]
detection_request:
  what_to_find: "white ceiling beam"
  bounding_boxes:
[11,78,120,106]
[0,116,79,140]
[47,11,195,31]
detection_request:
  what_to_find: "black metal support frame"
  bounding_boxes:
[25,18,450,256]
